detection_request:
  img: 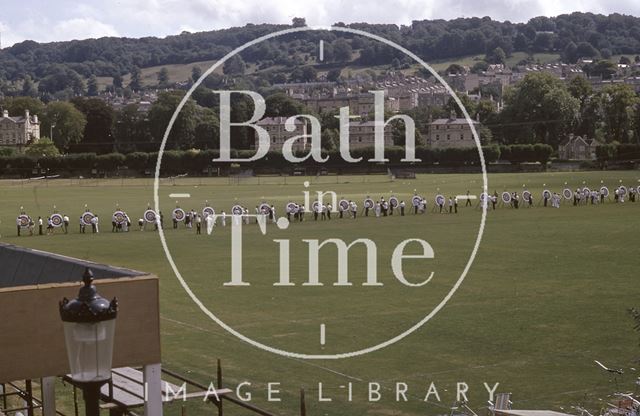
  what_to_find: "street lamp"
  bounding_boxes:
[50,123,56,142]
[59,268,118,416]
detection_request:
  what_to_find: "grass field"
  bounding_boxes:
[1,171,639,416]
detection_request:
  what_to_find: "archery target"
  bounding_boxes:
[231,205,244,215]
[563,188,573,200]
[600,186,609,198]
[18,214,30,228]
[501,192,511,204]
[480,192,488,201]
[364,198,374,209]
[389,197,399,208]
[203,206,215,218]
[286,202,298,213]
[338,199,350,211]
[522,190,532,202]
[582,187,591,196]
[50,213,64,228]
[542,190,551,200]
[311,201,320,212]
[144,209,157,223]
[619,185,628,196]
[172,208,186,222]
[411,195,422,207]
[113,210,127,225]
[259,203,271,214]
[81,212,95,226]
[435,194,445,206]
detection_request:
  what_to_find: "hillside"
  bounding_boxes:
[2,12,640,96]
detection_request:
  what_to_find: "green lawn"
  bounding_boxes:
[1,171,639,416]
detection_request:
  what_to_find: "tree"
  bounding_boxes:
[292,17,306,27]
[445,64,465,75]
[326,68,342,82]
[191,66,202,83]
[486,47,506,65]
[598,84,639,143]
[148,91,197,149]
[499,72,580,146]
[21,76,37,97]
[333,39,353,62]
[87,75,99,96]
[562,41,578,64]
[113,73,123,89]
[70,98,115,153]
[157,67,170,88]
[264,93,306,117]
[129,66,142,90]
[0,96,45,117]
[223,55,246,75]
[41,101,87,152]
[113,104,153,153]
[25,138,60,158]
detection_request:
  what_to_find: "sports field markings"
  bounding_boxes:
[456,195,477,200]
[169,193,191,198]
[320,323,326,346]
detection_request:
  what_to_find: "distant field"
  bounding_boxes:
[93,50,562,90]
[1,171,639,416]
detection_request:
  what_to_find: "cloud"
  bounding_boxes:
[49,17,119,42]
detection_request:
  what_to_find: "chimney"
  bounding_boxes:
[33,115,38,123]
[25,109,29,118]
[2,110,8,118]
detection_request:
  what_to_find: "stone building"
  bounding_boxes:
[0,109,41,149]
[427,112,481,149]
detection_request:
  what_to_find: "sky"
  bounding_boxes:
[1,0,640,48]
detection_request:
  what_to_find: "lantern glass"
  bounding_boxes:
[63,318,116,382]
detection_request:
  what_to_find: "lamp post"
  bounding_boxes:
[50,123,56,142]
[59,268,118,416]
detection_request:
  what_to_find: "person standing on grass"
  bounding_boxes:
[38,216,43,235]
[221,211,227,227]
[400,200,405,216]
[448,197,453,214]
[351,201,357,219]
[206,212,215,235]
[28,219,34,236]
[138,218,144,231]
[46,218,53,235]
[327,203,332,220]
[454,196,459,214]
[63,214,69,234]
[465,190,472,207]
[79,216,85,233]
[195,214,202,235]
[16,217,21,236]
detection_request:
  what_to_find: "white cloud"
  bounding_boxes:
[50,18,119,42]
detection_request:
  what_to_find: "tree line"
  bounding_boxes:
[2,13,640,97]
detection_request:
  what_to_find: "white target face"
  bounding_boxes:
[522,191,531,202]
[50,214,64,227]
[601,187,610,197]
[501,192,511,203]
[203,207,215,217]
[173,208,186,222]
[563,188,573,200]
[542,190,551,200]
[144,209,157,223]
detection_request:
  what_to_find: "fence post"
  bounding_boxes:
[300,388,306,416]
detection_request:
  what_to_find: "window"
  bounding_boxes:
[447,134,451,140]
[460,134,464,140]
[436,134,440,141]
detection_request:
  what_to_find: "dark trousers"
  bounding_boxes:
[401,207,405,216]
[39,225,43,235]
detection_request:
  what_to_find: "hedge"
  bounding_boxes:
[0,144,568,177]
